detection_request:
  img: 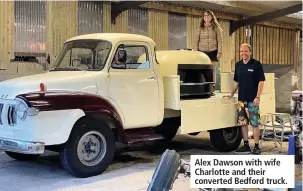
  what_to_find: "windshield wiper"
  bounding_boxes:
[49,66,84,71]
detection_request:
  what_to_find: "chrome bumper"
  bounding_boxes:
[0,138,45,154]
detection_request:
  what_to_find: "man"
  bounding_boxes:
[224,43,265,154]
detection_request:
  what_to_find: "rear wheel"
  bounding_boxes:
[209,126,242,152]
[60,118,115,178]
[5,151,40,161]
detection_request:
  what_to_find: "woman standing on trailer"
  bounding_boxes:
[195,10,223,94]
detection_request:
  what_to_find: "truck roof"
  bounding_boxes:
[66,33,156,46]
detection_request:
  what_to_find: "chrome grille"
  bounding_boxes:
[0,104,3,125]
[7,106,16,126]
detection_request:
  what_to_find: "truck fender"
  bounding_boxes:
[17,90,126,143]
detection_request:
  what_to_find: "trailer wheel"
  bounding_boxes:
[147,149,180,191]
[209,126,242,152]
[60,118,115,178]
[5,152,40,161]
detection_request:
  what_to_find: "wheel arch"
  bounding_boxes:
[17,90,126,144]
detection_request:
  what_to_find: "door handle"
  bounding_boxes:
[147,76,156,80]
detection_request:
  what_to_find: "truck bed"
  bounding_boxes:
[163,75,275,134]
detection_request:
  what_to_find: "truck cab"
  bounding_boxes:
[0,33,246,178]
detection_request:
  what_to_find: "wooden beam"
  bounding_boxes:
[111,1,146,24]
[230,3,302,35]
[141,2,242,21]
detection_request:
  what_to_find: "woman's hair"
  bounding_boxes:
[200,10,221,31]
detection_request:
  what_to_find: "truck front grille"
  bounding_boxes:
[0,103,17,126]
[7,106,16,126]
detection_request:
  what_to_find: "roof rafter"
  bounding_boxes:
[230,2,302,35]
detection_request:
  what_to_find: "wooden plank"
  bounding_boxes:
[46,1,77,66]
[278,28,283,64]
[235,29,240,62]
[257,25,261,61]
[252,25,257,60]
[263,26,272,64]
[0,1,14,69]
[259,26,263,63]
[282,29,286,64]
[271,26,274,65]
[268,26,272,64]
[273,27,278,64]
[286,29,290,65]
[148,10,168,50]
[290,30,294,65]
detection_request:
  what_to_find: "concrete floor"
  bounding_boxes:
[0,132,301,191]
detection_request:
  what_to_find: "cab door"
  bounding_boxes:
[107,41,159,129]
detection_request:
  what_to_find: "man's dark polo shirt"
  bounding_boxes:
[233,58,266,102]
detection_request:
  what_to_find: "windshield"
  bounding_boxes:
[50,40,112,71]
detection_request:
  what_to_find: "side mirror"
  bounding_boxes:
[117,49,127,62]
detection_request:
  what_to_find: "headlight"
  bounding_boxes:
[14,98,39,121]
[16,101,27,120]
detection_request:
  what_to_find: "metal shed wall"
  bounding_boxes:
[252,25,297,65]
[0,1,300,71]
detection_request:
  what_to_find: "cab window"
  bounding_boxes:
[112,45,150,69]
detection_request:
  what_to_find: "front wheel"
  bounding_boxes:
[60,118,116,178]
[209,126,242,152]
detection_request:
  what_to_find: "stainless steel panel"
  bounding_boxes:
[78,2,103,35]
[14,1,46,56]
[128,9,148,36]
[168,13,187,50]
[0,103,3,125]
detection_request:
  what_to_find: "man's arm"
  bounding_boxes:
[230,81,239,97]
[256,62,266,99]
[256,81,264,98]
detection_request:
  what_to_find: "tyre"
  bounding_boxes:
[209,126,242,152]
[147,149,180,191]
[60,118,115,178]
[5,151,40,161]
[156,117,180,142]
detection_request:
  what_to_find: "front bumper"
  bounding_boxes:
[0,138,45,154]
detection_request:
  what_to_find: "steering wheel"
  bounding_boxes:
[72,58,92,69]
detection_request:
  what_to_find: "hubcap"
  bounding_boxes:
[77,131,106,166]
[223,127,239,144]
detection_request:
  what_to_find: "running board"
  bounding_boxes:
[125,128,165,144]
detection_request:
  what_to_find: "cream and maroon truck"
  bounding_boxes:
[0,33,254,177]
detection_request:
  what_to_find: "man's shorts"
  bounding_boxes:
[237,101,260,127]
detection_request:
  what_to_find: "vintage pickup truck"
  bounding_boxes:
[0,33,244,177]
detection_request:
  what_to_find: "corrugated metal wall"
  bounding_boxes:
[78,2,103,35]
[148,10,168,50]
[128,9,148,36]
[252,25,296,65]
[14,1,46,57]
[0,1,14,69]
[168,12,187,50]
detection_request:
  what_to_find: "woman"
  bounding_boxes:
[195,10,223,93]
